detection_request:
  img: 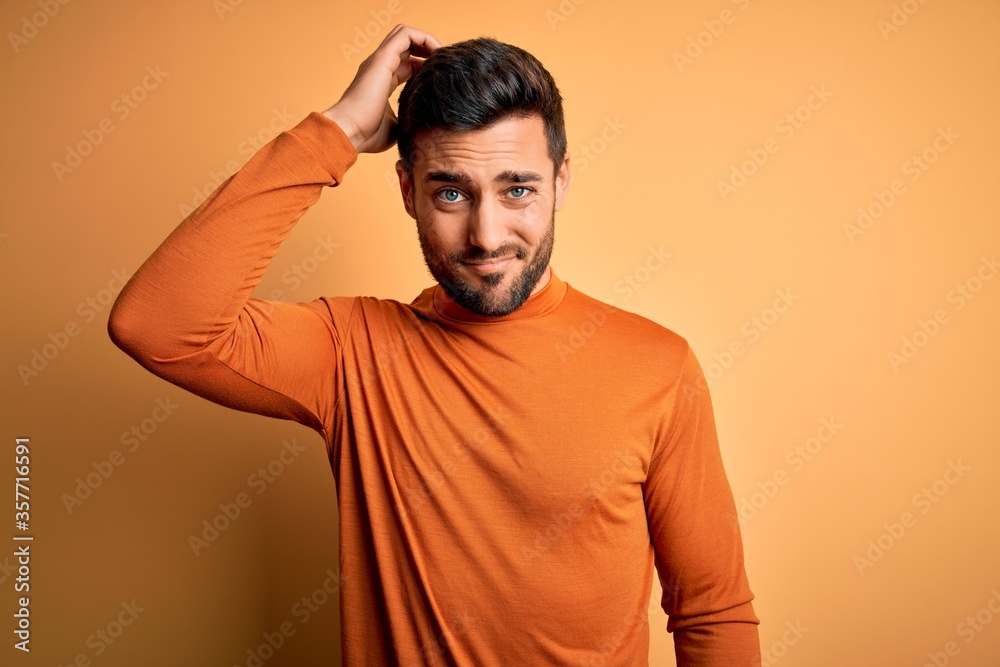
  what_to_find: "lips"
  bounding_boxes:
[462,257,515,273]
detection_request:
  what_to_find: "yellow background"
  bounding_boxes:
[2,0,999,664]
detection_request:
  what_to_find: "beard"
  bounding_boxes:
[417,209,555,318]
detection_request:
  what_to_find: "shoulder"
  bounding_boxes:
[305,288,439,335]
[560,283,692,371]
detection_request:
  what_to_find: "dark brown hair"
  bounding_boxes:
[396,37,566,176]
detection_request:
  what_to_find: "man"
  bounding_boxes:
[109,24,760,666]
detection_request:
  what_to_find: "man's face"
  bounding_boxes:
[396,114,570,317]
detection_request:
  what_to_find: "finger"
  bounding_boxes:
[383,23,443,55]
[375,25,442,69]
[403,29,442,58]
[393,55,425,87]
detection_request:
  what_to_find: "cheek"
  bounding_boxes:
[514,202,551,240]
[418,213,461,251]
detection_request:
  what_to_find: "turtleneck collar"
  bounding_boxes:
[430,266,567,323]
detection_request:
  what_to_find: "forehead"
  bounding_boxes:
[412,114,553,179]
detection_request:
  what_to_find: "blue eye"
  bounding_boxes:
[440,188,463,203]
[510,187,528,198]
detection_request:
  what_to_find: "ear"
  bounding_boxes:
[396,159,416,220]
[553,153,570,212]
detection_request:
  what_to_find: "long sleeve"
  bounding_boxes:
[644,345,761,666]
[108,111,359,438]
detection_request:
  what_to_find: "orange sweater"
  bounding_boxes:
[109,111,760,666]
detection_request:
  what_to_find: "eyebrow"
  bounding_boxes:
[424,169,545,185]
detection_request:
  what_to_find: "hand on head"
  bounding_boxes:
[323,24,443,154]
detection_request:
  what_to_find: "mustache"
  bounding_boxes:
[452,244,527,263]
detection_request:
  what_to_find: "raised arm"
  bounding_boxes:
[108,24,442,436]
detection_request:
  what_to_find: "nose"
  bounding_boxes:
[466,199,508,255]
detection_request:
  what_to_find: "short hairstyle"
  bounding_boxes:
[396,36,567,177]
